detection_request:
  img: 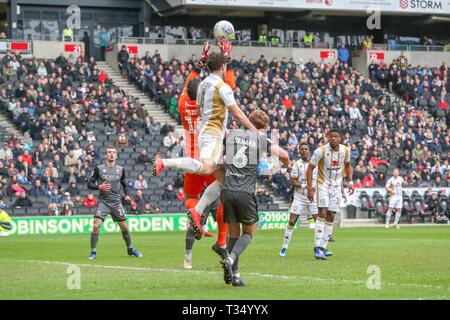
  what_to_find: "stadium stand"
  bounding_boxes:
[0,51,196,216]
[1,40,449,221]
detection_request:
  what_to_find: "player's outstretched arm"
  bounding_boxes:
[218,39,236,89]
[269,144,290,169]
[229,104,258,133]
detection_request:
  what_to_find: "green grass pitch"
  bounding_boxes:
[1,226,450,300]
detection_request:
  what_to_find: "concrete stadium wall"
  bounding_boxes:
[32,41,84,59]
[0,41,84,59]
[107,43,450,76]
[352,49,450,76]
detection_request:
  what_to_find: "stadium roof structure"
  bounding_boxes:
[151,0,450,17]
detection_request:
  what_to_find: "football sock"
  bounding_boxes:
[195,181,222,214]
[227,237,239,272]
[321,221,334,249]
[386,209,393,225]
[90,232,99,252]
[229,233,252,265]
[394,211,401,225]
[216,203,228,248]
[185,227,195,253]
[121,230,133,249]
[314,217,325,247]
[162,158,202,173]
[283,225,294,249]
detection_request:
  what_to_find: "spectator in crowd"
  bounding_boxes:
[162,183,177,202]
[129,131,142,147]
[114,133,129,148]
[83,193,97,208]
[176,187,185,203]
[66,181,81,197]
[136,149,151,164]
[163,129,177,147]
[259,190,274,205]
[13,191,33,208]
[118,45,130,76]
[48,188,62,205]
[132,189,146,213]
[64,149,79,167]
[60,192,75,212]
[338,43,350,65]
[29,179,46,197]
[98,27,111,61]
[133,174,148,190]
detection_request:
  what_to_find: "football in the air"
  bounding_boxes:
[213,20,235,41]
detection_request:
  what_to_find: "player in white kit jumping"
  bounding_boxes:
[279,143,318,257]
[385,168,407,229]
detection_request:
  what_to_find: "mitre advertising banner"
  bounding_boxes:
[185,0,450,14]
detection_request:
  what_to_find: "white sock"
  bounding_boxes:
[394,211,401,225]
[314,218,325,247]
[283,226,294,249]
[228,256,234,265]
[185,250,192,257]
[195,181,222,214]
[386,209,393,226]
[202,224,209,233]
[321,221,333,249]
[162,158,202,173]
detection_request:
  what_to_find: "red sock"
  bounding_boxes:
[185,198,199,210]
[216,203,228,247]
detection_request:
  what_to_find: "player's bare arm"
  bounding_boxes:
[344,161,354,195]
[306,163,317,202]
[229,104,259,133]
[269,144,290,169]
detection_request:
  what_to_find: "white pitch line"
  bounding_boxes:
[2,258,450,293]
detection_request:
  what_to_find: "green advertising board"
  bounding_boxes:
[7,212,293,236]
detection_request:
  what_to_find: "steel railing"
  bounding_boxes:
[19,35,79,42]
[119,37,331,48]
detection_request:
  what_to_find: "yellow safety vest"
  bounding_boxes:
[271,36,280,46]
[304,34,314,44]
[258,35,267,43]
[63,28,73,37]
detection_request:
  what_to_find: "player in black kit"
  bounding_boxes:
[87,146,143,260]
[220,110,290,286]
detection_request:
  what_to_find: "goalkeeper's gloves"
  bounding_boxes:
[217,39,233,68]
[195,41,211,71]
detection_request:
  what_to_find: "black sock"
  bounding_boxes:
[230,233,252,263]
[227,237,239,273]
[91,232,99,252]
[185,227,196,253]
[122,230,133,249]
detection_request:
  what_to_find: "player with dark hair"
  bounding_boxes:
[307,129,354,260]
[153,41,257,246]
[87,146,142,260]
[220,109,290,286]
[279,142,318,257]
